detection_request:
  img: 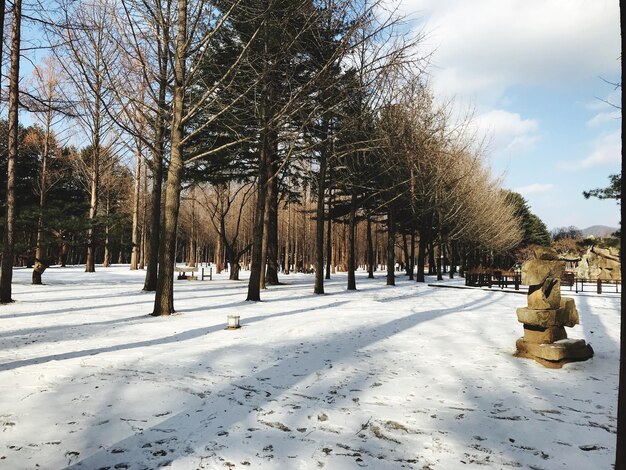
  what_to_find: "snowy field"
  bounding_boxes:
[0,265,620,469]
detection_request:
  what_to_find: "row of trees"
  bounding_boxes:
[0,0,536,313]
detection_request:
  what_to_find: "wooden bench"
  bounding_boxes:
[465,269,520,290]
[174,266,198,280]
[174,266,213,280]
[201,266,212,281]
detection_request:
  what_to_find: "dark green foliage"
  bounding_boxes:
[186,0,321,192]
[0,120,132,266]
[503,190,551,247]
[0,122,39,208]
[583,173,621,202]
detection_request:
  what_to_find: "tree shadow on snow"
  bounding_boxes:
[61,293,498,469]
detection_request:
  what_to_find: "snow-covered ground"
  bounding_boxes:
[0,265,620,469]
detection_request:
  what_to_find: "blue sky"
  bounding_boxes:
[401,0,621,231]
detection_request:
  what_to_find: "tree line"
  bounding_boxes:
[0,0,547,312]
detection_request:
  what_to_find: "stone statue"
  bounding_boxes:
[515,247,593,368]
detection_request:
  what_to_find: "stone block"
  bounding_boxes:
[521,259,564,286]
[560,297,579,327]
[517,307,568,328]
[523,325,567,343]
[527,278,561,309]
[516,338,594,363]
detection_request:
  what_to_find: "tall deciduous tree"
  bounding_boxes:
[28,59,65,284]
[106,0,174,290]
[152,0,252,315]
[0,0,22,303]
[54,0,120,273]
[152,0,188,315]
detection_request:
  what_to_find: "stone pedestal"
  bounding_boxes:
[515,248,593,368]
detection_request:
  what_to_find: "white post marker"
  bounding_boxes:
[226,315,241,330]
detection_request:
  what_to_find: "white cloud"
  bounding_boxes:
[404,0,621,102]
[557,130,621,170]
[586,110,621,128]
[586,87,622,111]
[514,183,555,196]
[585,88,622,127]
[473,109,539,155]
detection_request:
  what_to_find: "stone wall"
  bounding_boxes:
[576,246,621,280]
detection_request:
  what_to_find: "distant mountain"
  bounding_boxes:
[581,225,619,238]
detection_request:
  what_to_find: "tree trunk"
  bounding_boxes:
[409,227,415,281]
[347,190,357,290]
[293,218,299,273]
[142,34,168,291]
[428,238,436,274]
[314,146,327,294]
[331,224,336,274]
[341,221,347,272]
[366,216,374,279]
[33,95,53,284]
[130,146,142,270]
[118,233,124,263]
[448,242,455,279]
[402,226,410,277]
[264,150,279,285]
[152,0,186,316]
[436,242,443,281]
[85,94,101,273]
[325,188,332,280]
[188,192,197,267]
[459,244,466,278]
[284,200,290,274]
[302,186,309,272]
[229,259,240,280]
[416,228,426,282]
[103,195,111,267]
[59,236,69,267]
[215,233,223,273]
[139,166,148,269]
[260,218,267,289]
[0,0,21,303]
[142,160,163,289]
[386,207,395,286]
[247,150,269,301]
[442,243,447,274]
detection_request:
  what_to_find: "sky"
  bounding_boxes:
[400,0,621,231]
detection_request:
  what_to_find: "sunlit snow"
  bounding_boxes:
[0,266,620,469]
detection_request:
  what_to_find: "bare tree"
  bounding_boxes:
[195,182,254,280]
[100,0,175,289]
[152,0,256,315]
[0,0,22,303]
[52,0,121,272]
[27,58,66,283]
[129,136,144,270]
